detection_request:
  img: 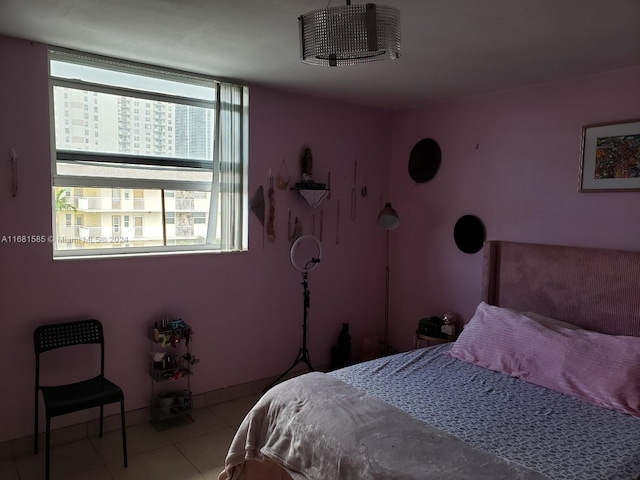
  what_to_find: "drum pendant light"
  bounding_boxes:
[299,1,401,67]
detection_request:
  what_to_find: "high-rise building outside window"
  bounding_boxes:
[49,48,248,257]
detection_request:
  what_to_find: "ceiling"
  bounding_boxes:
[1,0,639,110]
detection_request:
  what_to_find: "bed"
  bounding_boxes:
[219,241,640,480]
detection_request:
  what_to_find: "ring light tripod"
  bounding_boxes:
[264,235,322,392]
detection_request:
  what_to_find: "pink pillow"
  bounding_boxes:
[448,302,640,417]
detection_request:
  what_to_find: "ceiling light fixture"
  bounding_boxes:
[298,1,401,67]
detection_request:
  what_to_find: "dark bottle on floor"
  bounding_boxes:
[331,323,352,369]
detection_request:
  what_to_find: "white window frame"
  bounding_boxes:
[49,48,248,258]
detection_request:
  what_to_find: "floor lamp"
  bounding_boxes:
[377,203,400,354]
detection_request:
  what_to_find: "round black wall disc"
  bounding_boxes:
[454,215,486,254]
[408,138,441,183]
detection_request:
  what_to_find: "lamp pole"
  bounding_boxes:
[377,203,399,355]
[384,229,390,354]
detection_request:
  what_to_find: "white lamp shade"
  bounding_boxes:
[377,203,400,230]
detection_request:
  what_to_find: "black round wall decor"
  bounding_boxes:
[453,215,486,254]
[408,138,441,183]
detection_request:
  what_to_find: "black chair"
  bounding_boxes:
[34,319,127,480]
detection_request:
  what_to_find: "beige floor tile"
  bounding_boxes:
[90,422,171,465]
[175,428,236,473]
[0,459,19,480]
[0,442,12,462]
[15,438,104,480]
[63,466,115,480]
[199,464,225,480]
[207,395,260,428]
[157,409,228,444]
[106,445,201,480]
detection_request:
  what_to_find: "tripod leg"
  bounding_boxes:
[263,349,312,392]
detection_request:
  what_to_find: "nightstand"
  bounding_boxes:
[415,331,457,349]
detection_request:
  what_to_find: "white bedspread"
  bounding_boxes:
[219,372,546,480]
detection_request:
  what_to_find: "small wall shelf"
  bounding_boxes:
[291,184,329,207]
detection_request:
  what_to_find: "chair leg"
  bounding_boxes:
[120,400,128,468]
[33,393,39,454]
[45,416,51,480]
[99,404,104,438]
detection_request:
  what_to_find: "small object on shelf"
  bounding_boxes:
[300,145,313,183]
[442,311,456,325]
[441,311,457,335]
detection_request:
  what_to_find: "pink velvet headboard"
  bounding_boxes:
[481,241,640,337]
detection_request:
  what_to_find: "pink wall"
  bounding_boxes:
[0,36,392,442]
[3,32,638,443]
[388,66,640,351]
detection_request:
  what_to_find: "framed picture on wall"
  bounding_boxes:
[579,119,640,192]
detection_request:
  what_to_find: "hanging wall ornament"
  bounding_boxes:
[277,158,290,190]
[350,159,357,220]
[11,148,18,197]
[267,171,276,242]
[408,138,441,183]
[453,215,486,254]
[292,216,303,241]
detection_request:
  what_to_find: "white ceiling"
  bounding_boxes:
[1,0,639,110]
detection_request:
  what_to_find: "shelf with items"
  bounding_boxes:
[149,318,196,430]
[291,183,329,207]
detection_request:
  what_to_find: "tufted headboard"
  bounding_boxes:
[481,241,640,337]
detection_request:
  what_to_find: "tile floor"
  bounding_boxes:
[0,394,261,480]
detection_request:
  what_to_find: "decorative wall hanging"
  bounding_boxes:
[335,198,340,244]
[579,119,640,191]
[288,211,303,242]
[408,138,441,183]
[267,171,276,242]
[277,158,290,190]
[453,215,485,254]
[350,159,357,220]
[10,148,18,197]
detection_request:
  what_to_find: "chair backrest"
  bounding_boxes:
[34,319,105,380]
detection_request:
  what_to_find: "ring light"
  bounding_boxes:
[266,234,322,391]
[290,235,322,272]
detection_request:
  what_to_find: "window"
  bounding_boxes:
[49,48,248,257]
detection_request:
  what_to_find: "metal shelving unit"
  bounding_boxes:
[149,319,195,431]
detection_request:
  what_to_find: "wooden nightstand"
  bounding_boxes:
[415,331,457,349]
